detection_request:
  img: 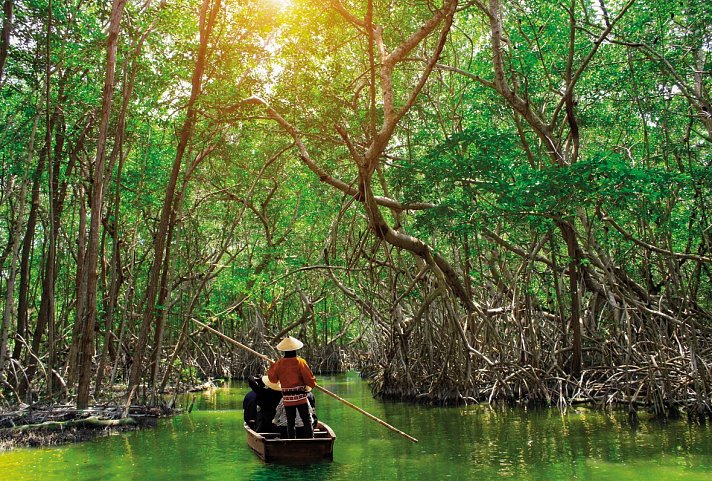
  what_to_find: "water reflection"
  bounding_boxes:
[0,372,710,481]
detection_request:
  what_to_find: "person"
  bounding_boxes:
[243,374,282,432]
[272,389,318,438]
[267,336,317,438]
[255,375,283,432]
[242,376,260,429]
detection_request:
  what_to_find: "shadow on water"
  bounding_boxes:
[1,371,711,481]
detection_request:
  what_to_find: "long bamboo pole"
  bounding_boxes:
[191,318,418,443]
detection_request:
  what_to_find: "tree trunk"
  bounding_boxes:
[1,115,38,384]
[17,78,66,397]
[41,5,57,396]
[126,0,221,407]
[94,21,151,398]
[66,182,87,384]
[94,145,126,399]
[557,219,582,377]
[74,0,127,409]
[0,151,30,380]
[0,0,12,84]
[15,148,45,397]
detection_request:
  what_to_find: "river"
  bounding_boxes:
[1,371,710,480]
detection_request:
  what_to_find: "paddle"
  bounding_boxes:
[190,318,419,443]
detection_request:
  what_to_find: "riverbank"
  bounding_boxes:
[0,404,171,451]
[0,379,223,451]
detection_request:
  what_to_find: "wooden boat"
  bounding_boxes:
[244,421,336,463]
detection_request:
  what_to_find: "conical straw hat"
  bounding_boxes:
[262,375,281,391]
[275,336,303,351]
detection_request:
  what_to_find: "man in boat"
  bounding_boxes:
[244,374,283,432]
[267,336,317,439]
[243,376,260,430]
[257,375,283,432]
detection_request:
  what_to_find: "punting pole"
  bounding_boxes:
[191,318,418,443]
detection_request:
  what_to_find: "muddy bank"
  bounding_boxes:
[0,404,171,451]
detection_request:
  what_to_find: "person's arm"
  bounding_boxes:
[307,392,318,427]
[299,358,317,387]
[273,401,286,426]
[267,360,280,383]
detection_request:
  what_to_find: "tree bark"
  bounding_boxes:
[557,220,582,377]
[42,3,57,396]
[14,149,44,396]
[75,0,127,409]
[0,0,12,84]
[126,0,221,407]
[94,13,158,397]
[17,73,68,396]
[0,117,37,381]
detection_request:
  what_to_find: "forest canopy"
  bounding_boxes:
[0,0,710,419]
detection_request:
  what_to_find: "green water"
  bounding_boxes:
[1,371,711,480]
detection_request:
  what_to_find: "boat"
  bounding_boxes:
[244,421,336,463]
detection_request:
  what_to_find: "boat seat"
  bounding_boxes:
[256,428,330,440]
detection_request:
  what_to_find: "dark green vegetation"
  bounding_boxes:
[0,0,710,421]
[2,374,712,480]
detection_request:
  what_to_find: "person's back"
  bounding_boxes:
[243,389,258,428]
[254,375,282,432]
[266,336,317,438]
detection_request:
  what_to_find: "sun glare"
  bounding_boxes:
[268,0,293,8]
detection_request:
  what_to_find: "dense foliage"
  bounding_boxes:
[0,0,710,418]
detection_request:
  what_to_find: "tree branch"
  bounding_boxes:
[241,96,435,212]
[600,210,712,264]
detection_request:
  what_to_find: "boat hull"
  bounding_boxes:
[244,421,336,463]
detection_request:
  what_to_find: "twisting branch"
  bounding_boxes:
[552,0,637,129]
[394,3,457,131]
[368,0,459,165]
[241,96,435,212]
[600,210,712,264]
[325,0,476,312]
[246,1,476,316]
[434,63,496,89]
[326,0,368,29]
[485,0,563,163]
